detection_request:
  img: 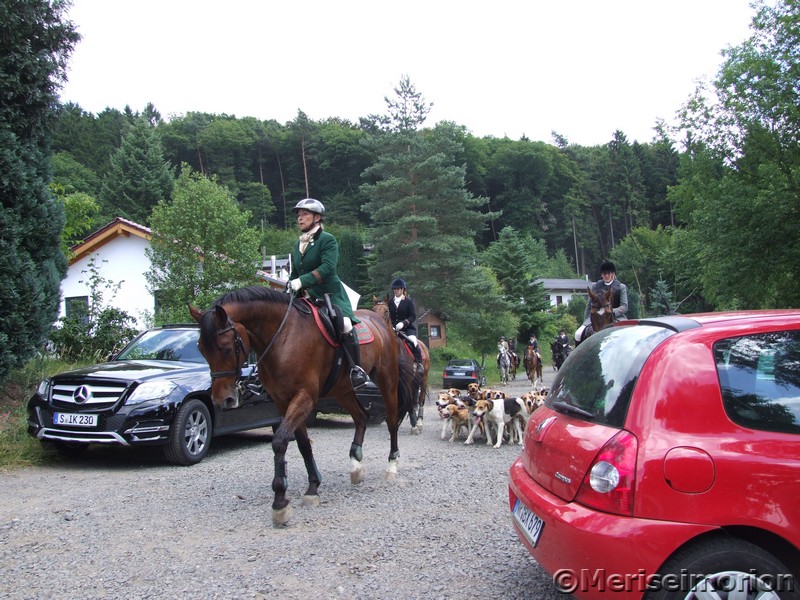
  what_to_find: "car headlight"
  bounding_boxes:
[36,378,51,397]
[125,381,179,405]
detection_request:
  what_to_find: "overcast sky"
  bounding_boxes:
[59,0,757,147]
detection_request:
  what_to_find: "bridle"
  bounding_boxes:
[207,290,297,384]
[209,321,247,380]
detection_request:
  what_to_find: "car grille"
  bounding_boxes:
[50,380,129,410]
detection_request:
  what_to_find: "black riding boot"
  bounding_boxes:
[343,331,370,389]
[411,343,424,374]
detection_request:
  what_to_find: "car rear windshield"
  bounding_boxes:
[715,330,800,434]
[546,325,674,428]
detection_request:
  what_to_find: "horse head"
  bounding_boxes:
[189,303,251,410]
[371,295,391,326]
[588,286,614,334]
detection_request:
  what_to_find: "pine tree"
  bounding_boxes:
[481,227,551,338]
[0,0,79,384]
[361,77,494,315]
[99,117,174,224]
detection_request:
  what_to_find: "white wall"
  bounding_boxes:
[61,236,153,329]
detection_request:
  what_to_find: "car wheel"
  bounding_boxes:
[42,440,89,458]
[163,399,212,466]
[647,537,797,600]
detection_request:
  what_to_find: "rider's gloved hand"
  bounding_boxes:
[289,279,302,292]
[395,322,404,331]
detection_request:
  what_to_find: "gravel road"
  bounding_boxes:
[0,369,566,600]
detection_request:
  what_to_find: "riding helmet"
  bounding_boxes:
[391,278,406,289]
[291,198,326,215]
[600,260,616,274]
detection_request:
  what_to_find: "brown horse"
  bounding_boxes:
[588,286,615,338]
[575,287,616,347]
[189,286,414,527]
[371,295,430,435]
[524,345,543,385]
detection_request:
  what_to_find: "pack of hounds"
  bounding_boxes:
[435,382,549,448]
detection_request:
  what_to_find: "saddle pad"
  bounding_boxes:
[353,321,374,345]
[302,298,374,346]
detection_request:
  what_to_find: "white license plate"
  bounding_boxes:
[512,498,545,547]
[452,372,465,376]
[54,412,98,427]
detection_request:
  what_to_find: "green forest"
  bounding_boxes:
[2,0,799,384]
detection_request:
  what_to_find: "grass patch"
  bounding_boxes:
[0,355,87,470]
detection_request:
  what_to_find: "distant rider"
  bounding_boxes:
[387,278,424,374]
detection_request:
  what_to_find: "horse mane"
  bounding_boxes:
[212,285,289,308]
[199,286,290,341]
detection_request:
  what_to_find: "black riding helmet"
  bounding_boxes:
[391,278,406,289]
[600,260,616,274]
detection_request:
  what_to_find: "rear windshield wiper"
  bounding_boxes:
[552,400,594,419]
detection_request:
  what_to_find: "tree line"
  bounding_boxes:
[2,0,798,384]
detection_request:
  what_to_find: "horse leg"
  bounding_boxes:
[294,426,322,508]
[270,419,294,527]
[382,393,401,481]
[409,376,424,435]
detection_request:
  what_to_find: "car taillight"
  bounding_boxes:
[575,430,637,516]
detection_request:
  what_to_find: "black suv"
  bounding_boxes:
[27,324,281,465]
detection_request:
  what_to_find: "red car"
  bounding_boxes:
[509,311,800,600]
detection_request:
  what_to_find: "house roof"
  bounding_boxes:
[535,278,591,292]
[69,217,151,266]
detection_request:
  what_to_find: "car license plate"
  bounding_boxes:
[54,412,98,427]
[453,372,465,376]
[512,498,545,547]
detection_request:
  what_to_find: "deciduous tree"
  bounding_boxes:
[146,166,261,320]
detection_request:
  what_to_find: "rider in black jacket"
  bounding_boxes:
[387,278,424,374]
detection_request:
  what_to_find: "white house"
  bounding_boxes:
[62,218,154,328]
[535,277,591,307]
[61,217,296,328]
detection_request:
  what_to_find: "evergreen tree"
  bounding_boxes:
[0,0,79,384]
[99,117,174,224]
[481,227,551,339]
[361,77,494,316]
[146,165,261,320]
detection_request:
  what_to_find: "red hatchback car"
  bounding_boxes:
[509,311,800,600]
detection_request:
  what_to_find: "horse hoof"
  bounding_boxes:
[301,494,320,508]
[272,504,293,527]
[384,470,398,482]
[411,425,422,435]
[351,465,365,485]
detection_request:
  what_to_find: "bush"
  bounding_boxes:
[49,307,138,362]
[0,355,86,469]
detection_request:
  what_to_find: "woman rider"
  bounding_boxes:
[288,198,369,389]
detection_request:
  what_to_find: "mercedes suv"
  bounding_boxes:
[27,324,281,465]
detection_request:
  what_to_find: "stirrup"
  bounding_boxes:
[350,366,371,390]
[414,362,425,375]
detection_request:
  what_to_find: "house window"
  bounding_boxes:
[430,325,441,339]
[65,296,89,323]
[556,295,563,306]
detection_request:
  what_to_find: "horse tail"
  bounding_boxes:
[396,353,415,421]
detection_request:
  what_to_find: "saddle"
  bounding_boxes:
[294,295,383,416]
[293,297,373,346]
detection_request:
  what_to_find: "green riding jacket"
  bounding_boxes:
[290,227,359,323]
